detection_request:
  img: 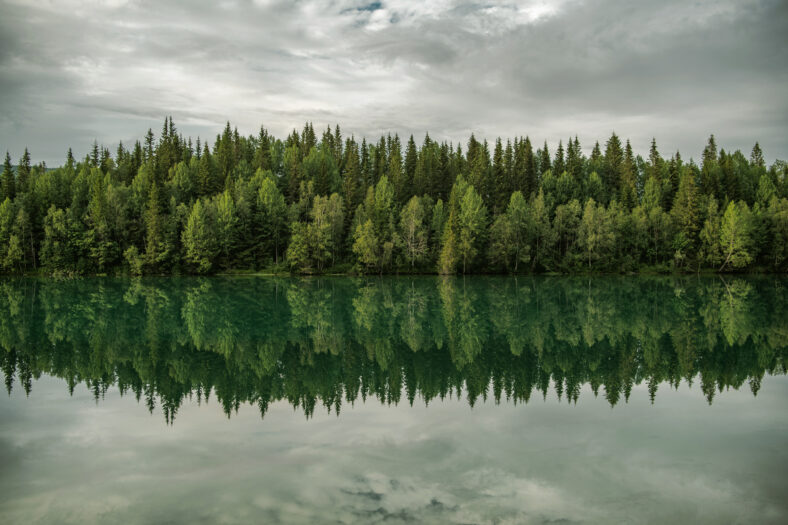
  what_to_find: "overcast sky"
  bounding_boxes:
[0,0,786,166]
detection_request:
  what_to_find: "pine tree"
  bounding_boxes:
[1,152,14,201]
[144,129,155,161]
[750,142,765,169]
[387,134,405,203]
[198,144,219,195]
[699,200,722,268]
[404,135,418,194]
[671,172,700,263]
[341,139,362,239]
[16,148,31,194]
[603,133,623,203]
[302,145,339,196]
[538,141,551,175]
[144,183,166,270]
[492,138,507,213]
[620,140,637,209]
[647,138,661,182]
[700,134,721,198]
[566,136,582,183]
[553,140,565,177]
[84,167,115,270]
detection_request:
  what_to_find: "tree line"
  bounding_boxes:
[1,276,785,422]
[1,118,787,275]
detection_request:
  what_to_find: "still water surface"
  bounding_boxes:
[1,276,787,524]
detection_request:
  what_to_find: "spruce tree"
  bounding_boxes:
[553,140,565,177]
[16,148,31,194]
[404,135,418,194]
[603,133,623,202]
[538,141,551,175]
[1,152,14,201]
[492,138,507,213]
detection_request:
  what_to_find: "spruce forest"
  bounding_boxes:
[1,118,787,276]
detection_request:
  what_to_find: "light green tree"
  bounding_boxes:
[699,200,722,269]
[214,190,239,269]
[457,183,488,274]
[578,198,615,269]
[528,188,552,271]
[257,177,288,264]
[398,195,428,268]
[719,201,753,271]
[182,199,218,274]
[489,191,530,272]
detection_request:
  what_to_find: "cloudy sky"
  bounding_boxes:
[0,0,786,166]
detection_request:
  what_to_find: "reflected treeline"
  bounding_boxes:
[1,276,786,423]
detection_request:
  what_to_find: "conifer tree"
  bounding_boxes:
[538,141,551,175]
[16,148,31,194]
[404,135,418,194]
[1,152,14,201]
[620,140,637,209]
[701,134,721,198]
[492,138,507,213]
[145,183,166,270]
[603,133,623,201]
[671,172,700,263]
[257,177,288,264]
[553,140,565,178]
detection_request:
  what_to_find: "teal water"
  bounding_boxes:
[0,276,787,524]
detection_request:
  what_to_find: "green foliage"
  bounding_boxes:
[214,190,239,269]
[457,183,488,273]
[288,218,332,273]
[0,119,784,275]
[398,196,428,268]
[257,177,288,265]
[719,201,753,271]
[488,191,530,272]
[352,176,396,274]
[124,245,145,276]
[700,200,723,268]
[578,198,615,270]
[1,152,14,201]
[302,146,339,196]
[182,199,218,274]
[41,205,72,270]
[1,277,786,419]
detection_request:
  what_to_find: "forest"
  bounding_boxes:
[1,118,787,275]
[1,276,784,422]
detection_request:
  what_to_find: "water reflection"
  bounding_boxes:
[1,276,785,423]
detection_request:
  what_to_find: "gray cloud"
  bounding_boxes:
[0,0,786,165]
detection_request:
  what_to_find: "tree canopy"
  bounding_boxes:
[1,118,787,275]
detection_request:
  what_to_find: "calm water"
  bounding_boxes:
[0,276,787,524]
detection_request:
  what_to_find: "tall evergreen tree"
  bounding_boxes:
[16,148,31,194]
[1,152,14,201]
[538,141,551,175]
[603,133,623,203]
[553,140,565,177]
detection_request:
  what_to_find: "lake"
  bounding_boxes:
[1,276,786,524]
